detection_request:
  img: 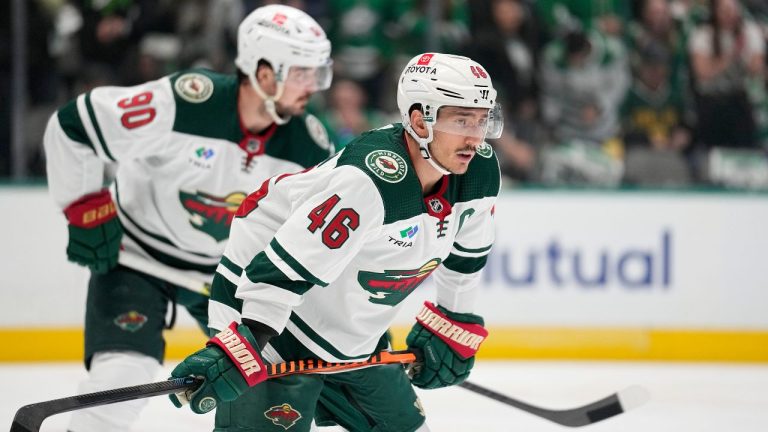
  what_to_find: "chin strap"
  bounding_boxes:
[247,75,291,125]
[405,123,451,176]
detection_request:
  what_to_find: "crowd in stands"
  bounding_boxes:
[3,0,768,189]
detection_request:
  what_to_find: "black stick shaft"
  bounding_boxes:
[10,377,201,432]
[458,381,625,427]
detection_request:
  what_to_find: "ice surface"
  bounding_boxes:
[2,360,767,431]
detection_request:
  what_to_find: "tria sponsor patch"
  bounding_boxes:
[400,225,419,239]
[264,403,302,430]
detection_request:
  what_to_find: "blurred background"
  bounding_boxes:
[4,0,768,187]
[2,0,768,364]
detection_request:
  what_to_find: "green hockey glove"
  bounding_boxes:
[406,301,488,389]
[169,322,267,414]
[63,189,122,274]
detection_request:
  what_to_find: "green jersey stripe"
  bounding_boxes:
[209,275,243,311]
[114,182,220,264]
[84,92,116,161]
[289,313,372,360]
[220,255,243,277]
[245,252,315,295]
[269,239,328,287]
[453,242,493,254]
[443,253,488,274]
[57,99,93,149]
[122,228,218,274]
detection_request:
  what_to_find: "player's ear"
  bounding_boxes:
[256,63,277,95]
[409,108,429,139]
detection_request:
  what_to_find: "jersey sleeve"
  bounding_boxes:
[221,166,384,334]
[43,77,177,208]
[434,198,497,314]
[434,165,501,313]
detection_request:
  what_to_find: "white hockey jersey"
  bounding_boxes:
[44,69,334,279]
[208,124,500,362]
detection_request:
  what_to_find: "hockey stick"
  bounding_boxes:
[117,253,211,296]
[9,350,418,432]
[458,381,649,427]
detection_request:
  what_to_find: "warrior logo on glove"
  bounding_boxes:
[208,323,267,385]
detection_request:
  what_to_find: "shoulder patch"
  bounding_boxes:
[365,150,408,183]
[305,114,332,151]
[174,73,214,103]
[476,142,494,159]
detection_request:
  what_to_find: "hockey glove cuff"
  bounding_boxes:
[169,322,267,414]
[406,301,487,389]
[64,189,122,274]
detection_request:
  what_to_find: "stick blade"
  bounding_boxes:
[10,405,44,432]
[617,385,651,412]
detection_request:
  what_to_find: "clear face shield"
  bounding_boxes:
[430,103,504,140]
[283,60,334,91]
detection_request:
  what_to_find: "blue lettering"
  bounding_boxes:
[662,230,671,287]
[483,231,673,290]
[573,251,608,288]
[547,240,564,286]
[617,251,653,288]
[498,250,536,286]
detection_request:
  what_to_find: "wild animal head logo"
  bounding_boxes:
[357,259,441,306]
[264,403,302,429]
[179,191,246,242]
[114,311,148,332]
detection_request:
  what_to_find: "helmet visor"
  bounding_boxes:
[432,103,504,139]
[284,60,334,91]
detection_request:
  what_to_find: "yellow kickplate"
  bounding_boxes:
[1,326,766,362]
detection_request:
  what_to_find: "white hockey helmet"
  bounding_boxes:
[397,53,503,174]
[235,5,333,124]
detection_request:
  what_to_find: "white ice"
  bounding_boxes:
[2,361,767,431]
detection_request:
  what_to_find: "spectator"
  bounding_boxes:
[466,0,541,183]
[393,0,471,55]
[621,42,693,186]
[541,30,629,145]
[469,0,540,130]
[535,0,631,39]
[74,0,176,86]
[326,0,399,110]
[688,0,765,148]
[319,78,389,148]
[628,0,691,96]
[175,0,244,73]
[539,29,629,186]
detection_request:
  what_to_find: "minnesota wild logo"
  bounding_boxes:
[365,150,407,183]
[174,73,213,103]
[179,190,246,242]
[357,259,441,306]
[114,311,148,332]
[264,403,302,430]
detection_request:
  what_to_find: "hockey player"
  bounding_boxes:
[169,52,503,432]
[43,5,336,432]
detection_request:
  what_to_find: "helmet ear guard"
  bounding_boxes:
[396,53,504,173]
[235,5,333,124]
